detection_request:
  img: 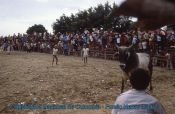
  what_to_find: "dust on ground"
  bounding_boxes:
[0,51,175,114]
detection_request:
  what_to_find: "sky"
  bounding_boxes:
[0,0,125,36]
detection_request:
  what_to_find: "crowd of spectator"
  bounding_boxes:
[0,28,175,68]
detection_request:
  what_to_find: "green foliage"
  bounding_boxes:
[26,24,47,35]
[52,2,134,34]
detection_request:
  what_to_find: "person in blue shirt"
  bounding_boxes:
[63,42,69,56]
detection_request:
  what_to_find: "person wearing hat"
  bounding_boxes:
[52,45,58,66]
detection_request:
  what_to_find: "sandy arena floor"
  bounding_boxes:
[0,51,175,114]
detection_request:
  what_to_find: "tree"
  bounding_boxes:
[26,24,47,35]
[52,2,134,34]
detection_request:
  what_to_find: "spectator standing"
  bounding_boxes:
[165,51,173,70]
[7,42,11,55]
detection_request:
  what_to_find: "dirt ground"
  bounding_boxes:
[0,51,175,114]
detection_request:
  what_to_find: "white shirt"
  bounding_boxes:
[83,48,89,57]
[90,35,93,42]
[132,37,137,45]
[26,43,31,49]
[42,43,45,49]
[53,48,58,55]
[157,36,161,42]
[142,41,147,50]
[117,37,120,44]
[71,39,75,45]
[112,89,166,114]
[47,45,51,49]
[165,53,171,60]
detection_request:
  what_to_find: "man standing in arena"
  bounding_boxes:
[82,44,89,65]
[52,45,58,66]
